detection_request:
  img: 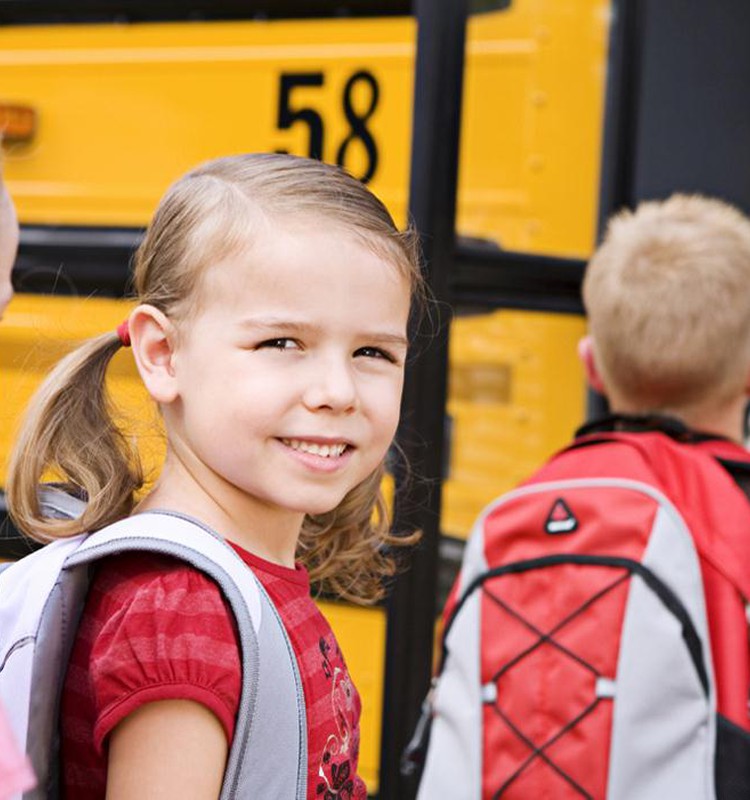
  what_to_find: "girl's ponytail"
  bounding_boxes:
[7,332,143,542]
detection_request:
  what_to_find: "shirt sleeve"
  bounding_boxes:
[80,552,242,753]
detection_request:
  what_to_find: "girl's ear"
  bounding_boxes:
[577,335,607,395]
[129,304,179,404]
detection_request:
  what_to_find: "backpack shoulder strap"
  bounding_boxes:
[66,512,265,628]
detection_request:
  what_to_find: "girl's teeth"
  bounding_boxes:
[283,439,345,458]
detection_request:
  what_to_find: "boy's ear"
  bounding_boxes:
[129,304,179,404]
[578,335,607,395]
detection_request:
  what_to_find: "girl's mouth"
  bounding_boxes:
[280,438,350,458]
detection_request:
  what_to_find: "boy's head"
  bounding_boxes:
[581,194,750,417]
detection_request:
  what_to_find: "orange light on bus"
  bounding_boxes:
[0,104,37,143]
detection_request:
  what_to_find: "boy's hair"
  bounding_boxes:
[8,153,422,604]
[582,194,750,413]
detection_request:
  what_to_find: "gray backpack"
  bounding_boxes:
[0,489,307,799]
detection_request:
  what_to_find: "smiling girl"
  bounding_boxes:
[7,154,422,799]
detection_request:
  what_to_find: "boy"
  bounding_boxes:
[531,195,750,741]
[415,194,750,799]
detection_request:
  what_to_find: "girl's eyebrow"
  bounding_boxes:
[367,332,410,348]
[239,317,408,347]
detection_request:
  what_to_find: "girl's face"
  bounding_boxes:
[163,220,410,526]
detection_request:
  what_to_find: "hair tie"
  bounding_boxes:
[116,320,131,348]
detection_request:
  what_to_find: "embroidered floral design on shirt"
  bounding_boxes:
[316,635,360,798]
[317,758,354,799]
[321,636,334,679]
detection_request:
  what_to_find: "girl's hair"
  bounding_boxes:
[8,153,423,603]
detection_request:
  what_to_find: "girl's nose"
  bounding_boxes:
[302,358,358,413]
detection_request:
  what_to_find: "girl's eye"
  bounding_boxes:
[257,338,299,351]
[355,346,397,363]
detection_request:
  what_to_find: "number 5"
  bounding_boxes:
[277,73,324,160]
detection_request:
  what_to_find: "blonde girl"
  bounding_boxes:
[8,153,421,799]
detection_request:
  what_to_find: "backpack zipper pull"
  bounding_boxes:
[400,678,438,777]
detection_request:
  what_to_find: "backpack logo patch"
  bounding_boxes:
[545,498,578,534]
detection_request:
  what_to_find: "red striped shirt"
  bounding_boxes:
[61,541,366,799]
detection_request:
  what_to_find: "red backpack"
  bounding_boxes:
[408,418,750,800]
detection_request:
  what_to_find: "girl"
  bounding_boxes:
[7,153,422,799]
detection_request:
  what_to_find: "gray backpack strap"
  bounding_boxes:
[25,506,306,799]
[37,487,88,522]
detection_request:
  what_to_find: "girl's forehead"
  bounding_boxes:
[204,223,409,300]
[188,227,410,336]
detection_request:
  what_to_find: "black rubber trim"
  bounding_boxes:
[0,0,510,24]
[575,413,725,444]
[0,0,411,24]
[716,713,750,799]
[441,553,710,697]
[715,458,750,506]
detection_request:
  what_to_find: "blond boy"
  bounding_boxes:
[415,194,750,799]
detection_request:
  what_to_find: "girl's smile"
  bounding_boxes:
[277,437,355,473]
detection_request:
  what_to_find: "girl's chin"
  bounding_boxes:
[300,500,346,518]
[294,489,357,518]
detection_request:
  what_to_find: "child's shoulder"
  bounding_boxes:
[77,549,241,693]
[68,550,242,752]
[85,550,236,631]
[93,549,222,595]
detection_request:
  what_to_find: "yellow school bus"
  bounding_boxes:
[0,0,610,791]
